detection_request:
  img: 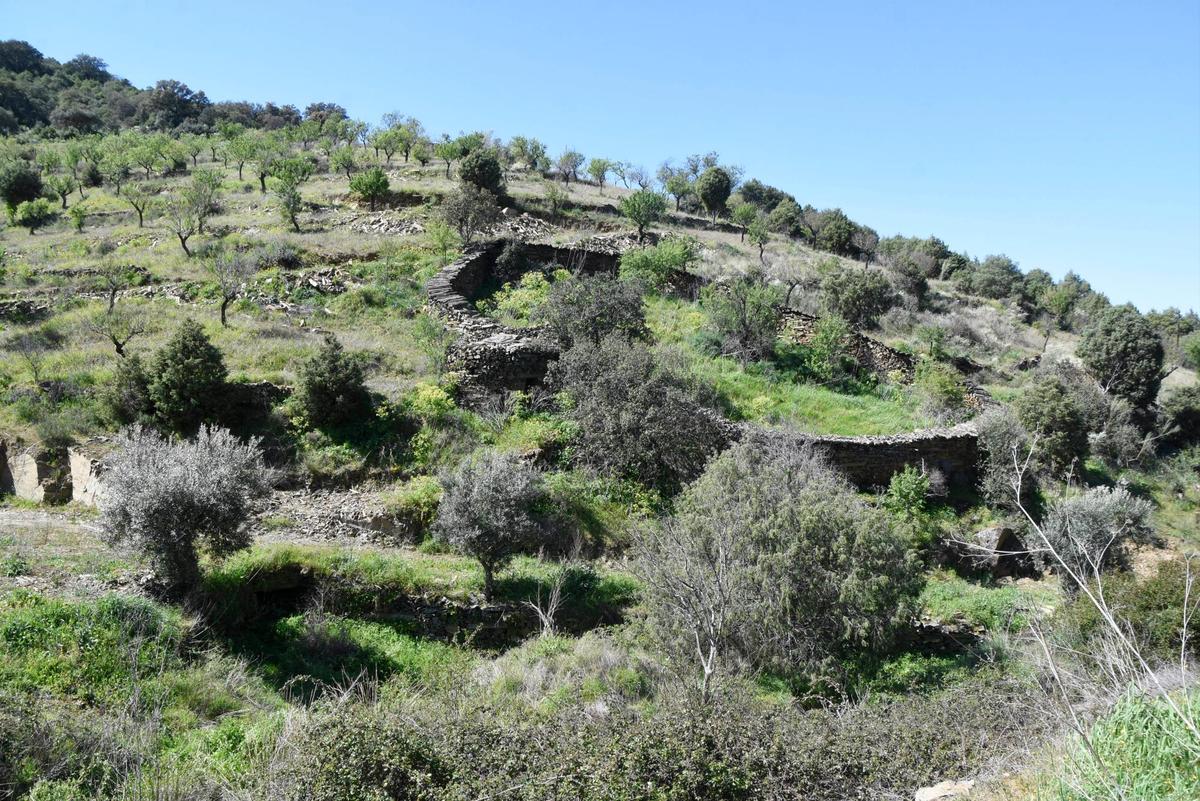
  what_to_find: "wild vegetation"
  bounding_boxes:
[0,39,1197,800]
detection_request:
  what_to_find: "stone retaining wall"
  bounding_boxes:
[743,422,981,489]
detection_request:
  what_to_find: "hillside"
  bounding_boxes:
[0,38,1198,801]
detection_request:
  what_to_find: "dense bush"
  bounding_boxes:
[1056,558,1200,664]
[1039,486,1154,593]
[953,254,1023,299]
[296,333,370,427]
[1015,376,1089,476]
[618,238,699,291]
[102,353,154,426]
[1162,385,1200,446]
[536,272,647,347]
[148,319,228,433]
[434,449,548,600]
[913,359,967,423]
[0,159,42,214]
[1077,304,1164,408]
[700,272,783,363]
[280,706,447,801]
[12,198,57,234]
[550,335,727,493]
[819,267,897,328]
[637,438,921,692]
[457,148,505,196]
[695,166,733,220]
[100,425,270,591]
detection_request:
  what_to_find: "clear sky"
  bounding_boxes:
[6,0,1199,312]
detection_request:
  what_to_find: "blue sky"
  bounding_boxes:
[6,0,1199,312]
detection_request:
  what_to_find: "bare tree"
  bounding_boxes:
[163,192,200,256]
[209,251,257,327]
[86,305,145,357]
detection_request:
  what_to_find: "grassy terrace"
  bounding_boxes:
[645,296,932,435]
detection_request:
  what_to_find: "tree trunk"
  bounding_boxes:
[178,234,191,257]
[59,195,68,209]
[483,564,495,602]
[136,208,144,227]
[108,288,118,313]
[220,296,230,327]
[237,164,244,180]
[259,174,267,193]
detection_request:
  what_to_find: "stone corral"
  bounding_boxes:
[426,240,621,401]
[426,237,986,490]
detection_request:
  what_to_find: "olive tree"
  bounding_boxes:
[122,182,155,227]
[439,184,501,244]
[1040,486,1154,595]
[434,449,547,600]
[1014,376,1089,477]
[100,425,270,592]
[636,438,920,698]
[819,267,898,328]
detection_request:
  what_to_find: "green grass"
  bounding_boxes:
[919,569,1060,632]
[204,542,640,612]
[645,296,930,435]
[1040,691,1200,800]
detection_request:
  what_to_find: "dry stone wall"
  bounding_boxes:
[738,422,981,489]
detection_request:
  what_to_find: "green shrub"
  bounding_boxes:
[913,359,966,422]
[619,188,667,240]
[0,160,42,215]
[536,272,647,347]
[820,267,897,328]
[700,272,782,363]
[457,148,504,196]
[296,334,369,428]
[1163,385,1200,446]
[1015,376,1089,476]
[618,238,698,290]
[885,465,930,520]
[349,166,389,210]
[282,706,447,801]
[483,269,558,324]
[149,319,228,433]
[12,198,57,234]
[1078,304,1164,408]
[102,353,154,426]
[1055,558,1199,663]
